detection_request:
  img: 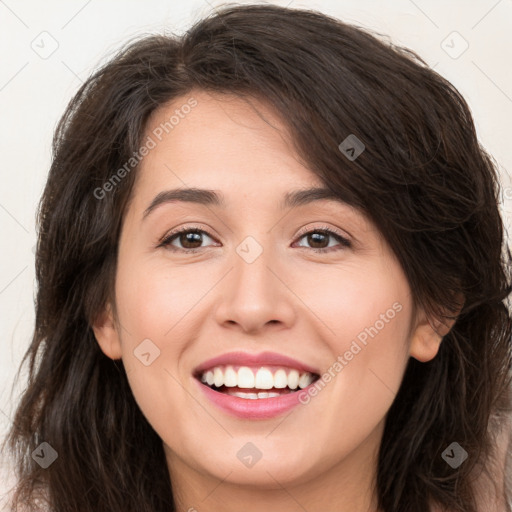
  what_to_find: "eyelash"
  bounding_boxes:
[157,225,352,254]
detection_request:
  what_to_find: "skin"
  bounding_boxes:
[93,89,454,512]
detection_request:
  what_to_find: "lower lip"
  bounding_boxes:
[195,379,314,419]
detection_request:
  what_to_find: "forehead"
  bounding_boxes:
[146,89,295,154]
[124,90,377,241]
[132,90,324,201]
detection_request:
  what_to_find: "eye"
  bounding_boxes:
[158,225,352,254]
[293,226,351,253]
[158,227,218,252]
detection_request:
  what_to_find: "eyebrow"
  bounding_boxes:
[142,186,347,220]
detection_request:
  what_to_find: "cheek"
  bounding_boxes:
[293,271,412,463]
[115,256,210,345]
[113,256,207,403]
[113,259,208,440]
[297,259,411,354]
[301,259,413,411]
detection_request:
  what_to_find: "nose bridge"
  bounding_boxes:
[233,234,280,308]
[215,233,295,332]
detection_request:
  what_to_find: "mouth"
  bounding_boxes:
[194,365,321,400]
[192,351,322,418]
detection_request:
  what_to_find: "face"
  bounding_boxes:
[94,89,442,498]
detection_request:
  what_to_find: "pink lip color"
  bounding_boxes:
[193,350,320,419]
[194,350,319,375]
[195,378,315,420]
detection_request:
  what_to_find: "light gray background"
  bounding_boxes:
[1,0,511,504]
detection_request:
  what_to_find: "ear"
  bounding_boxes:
[92,303,123,360]
[409,296,463,363]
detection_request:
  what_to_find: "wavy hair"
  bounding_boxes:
[3,4,511,511]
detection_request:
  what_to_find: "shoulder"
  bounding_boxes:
[472,409,512,512]
[503,411,512,511]
[430,410,512,512]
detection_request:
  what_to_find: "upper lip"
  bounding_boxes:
[194,351,320,376]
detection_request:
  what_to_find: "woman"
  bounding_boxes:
[2,4,511,511]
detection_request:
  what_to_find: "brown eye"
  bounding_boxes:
[159,226,351,254]
[294,229,351,253]
[306,232,329,249]
[177,231,203,249]
[160,228,216,252]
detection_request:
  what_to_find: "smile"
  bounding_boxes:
[198,365,318,398]
[193,351,321,419]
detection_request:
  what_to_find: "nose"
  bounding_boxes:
[214,242,296,335]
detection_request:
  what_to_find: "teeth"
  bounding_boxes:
[298,372,314,389]
[226,390,283,399]
[273,369,288,388]
[287,369,299,389]
[224,366,238,387]
[238,392,259,399]
[237,367,255,388]
[213,367,224,388]
[199,365,316,391]
[254,367,274,389]
[204,370,214,386]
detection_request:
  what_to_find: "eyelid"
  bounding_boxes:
[158,223,352,252]
[158,223,219,247]
[294,223,350,241]
[292,224,352,252]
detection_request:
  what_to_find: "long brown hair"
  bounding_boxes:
[3,4,511,511]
